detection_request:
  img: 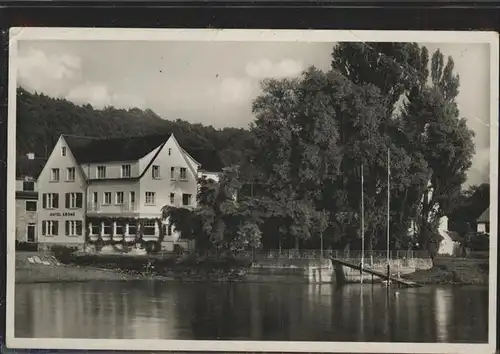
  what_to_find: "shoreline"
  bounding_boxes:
[15,253,489,286]
[401,257,489,286]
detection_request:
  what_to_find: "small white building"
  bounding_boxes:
[36,133,221,252]
[477,207,490,234]
[437,216,463,256]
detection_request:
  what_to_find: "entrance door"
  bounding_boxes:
[27,223,36,242]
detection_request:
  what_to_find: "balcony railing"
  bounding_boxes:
[87,202,137,213]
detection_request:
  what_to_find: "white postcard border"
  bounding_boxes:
[6,28,499,354]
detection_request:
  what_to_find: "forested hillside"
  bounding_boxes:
[16,87,253,168]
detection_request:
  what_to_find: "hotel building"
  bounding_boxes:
[36,133,221,251]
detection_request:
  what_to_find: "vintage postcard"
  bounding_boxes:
[6,28,498,353]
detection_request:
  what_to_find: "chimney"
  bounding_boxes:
[26,152,35,160]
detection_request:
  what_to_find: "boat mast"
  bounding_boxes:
[386,148,391,281]
[361,164,365,284]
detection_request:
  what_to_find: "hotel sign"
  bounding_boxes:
[49,212,76,217]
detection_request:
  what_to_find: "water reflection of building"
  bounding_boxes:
[434,288,451,342]
[16,282,182,339]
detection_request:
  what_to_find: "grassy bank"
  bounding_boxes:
[402,256,489,285]
[16,252,252,284]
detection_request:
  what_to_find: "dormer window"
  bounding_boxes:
[97,166,106,179]
[121,164,131,178]
[61,147,66,156]
[152,165,160,179]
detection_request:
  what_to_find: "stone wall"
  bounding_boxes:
[247,258,335,284]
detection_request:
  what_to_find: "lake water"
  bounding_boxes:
[15,281,488,342]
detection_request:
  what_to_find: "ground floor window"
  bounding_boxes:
[90,223,100,235]
[65,220,83,236]
[143,220,156,236]
[162,223,173,236]
[115,223,125,235]
[42,220,59,236]
[103,221,113,235]
[128,223,137,236]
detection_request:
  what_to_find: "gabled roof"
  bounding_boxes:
[445,231,463,243]
[16,156,47,179]
[477,207,490,223]
[62,133,224,172]
[63,134,170,164]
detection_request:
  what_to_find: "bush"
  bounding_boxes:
[173,244,186,256]
[16,241,38,252]
[467,232,489,251]
[51,245,78,261]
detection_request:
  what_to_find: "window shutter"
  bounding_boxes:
[76,193,83,208]
[53,221,59,235]
[53,194,59,208]
[42,221,46,235]
[42,194,47,209]
[65,221,69,235]
[76,221,82,235]
[65,193,70,208]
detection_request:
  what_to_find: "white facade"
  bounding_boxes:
[437,216,461,256]
[37,134,204,251]
[37,136,87,249]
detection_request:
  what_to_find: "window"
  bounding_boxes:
[104,192,112,205]
[162,223,173,236]
[152,165,160,179]
[51,168,60,182]
[103,221,112,235]
[182,193,192,206]
[61,147,66,156]
[115,223,124,235]
[65,193,83,209]
[25,201,37,212]
[42,193,59,209]
[143,220,156,236]
[42,220,59,236]
[145,192,155,205]
[65,220,83,236]
[90,223,100,235]
[180,167,187,180]
[170,193,175,204]
[121,164,131,178]
[97,166,106,179]
[90,192,98,210]
[66,167,76,181]
[168,148,172,156]
[170,167,175,179]
[116,192,124,205]
[23,181,34,191]
[128,223,137,236]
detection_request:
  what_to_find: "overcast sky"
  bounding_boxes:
[16,40,491,186]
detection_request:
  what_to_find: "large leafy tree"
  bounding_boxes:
[331,43,475,258]
[250,67,395,250]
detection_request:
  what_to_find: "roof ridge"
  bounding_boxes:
[62,134,99,140]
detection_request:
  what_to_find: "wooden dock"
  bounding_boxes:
[332,258,422,288]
